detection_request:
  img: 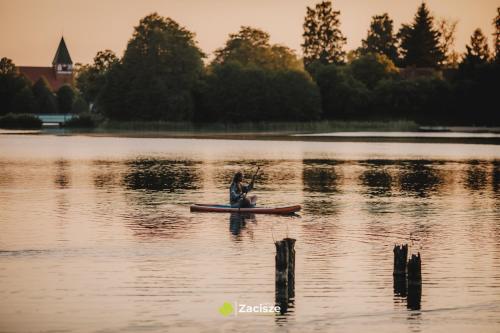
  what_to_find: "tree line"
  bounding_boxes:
[1,2,499,125]
[0,57,87,116]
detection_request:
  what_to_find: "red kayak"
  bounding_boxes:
[190,204,301,214]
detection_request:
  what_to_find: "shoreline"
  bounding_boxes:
[3,127,500,146]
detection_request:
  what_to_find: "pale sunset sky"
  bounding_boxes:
[0,0,497,66]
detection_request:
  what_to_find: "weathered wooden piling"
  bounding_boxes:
[275,238,296,314]
[393,244,408,276]
[407,253,422,285]
[275,239,289,290]
[284,237,296,299]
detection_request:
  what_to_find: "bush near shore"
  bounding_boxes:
[99,119,419,133]
[0,113,42,129]
[62,113,99,128]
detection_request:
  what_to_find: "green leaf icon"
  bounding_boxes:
[219,302,234,317]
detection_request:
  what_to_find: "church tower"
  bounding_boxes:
[17,36,75,91]
[52,37,73,75]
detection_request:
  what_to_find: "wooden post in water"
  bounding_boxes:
[275,239,289,290]
[275,238,296,314]
[407,252,422,310]
[284,238,296,299]
[407,253,422,285]
[393,244,408,297]
[393,244,408,276]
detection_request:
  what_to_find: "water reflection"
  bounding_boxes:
[229,213,256,237]
[407,284,422,311]
[89,158,204,239]
[393,275,407,297]
[360,161,393,196]
[212,160,295,192]
[54,159,70,220]
[0,162,12,188]
[123,158,201,192]
[398,161,443,197]
[93,160,121,189]
[123,204,193,240]
[303,159,342,215]
[303,159,341,193]
[465,160,488,191]
[54,159,70,189]
[493,161,500,194]
[393,277,422,311]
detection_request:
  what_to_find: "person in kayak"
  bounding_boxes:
[230,171,257,208]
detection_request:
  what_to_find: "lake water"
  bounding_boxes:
[1,134,499,333]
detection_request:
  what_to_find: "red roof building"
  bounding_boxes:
[17,37,74,91]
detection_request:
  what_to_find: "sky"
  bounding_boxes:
[0,0,498,66]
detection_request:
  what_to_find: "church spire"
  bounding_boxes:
[52,37,73,66]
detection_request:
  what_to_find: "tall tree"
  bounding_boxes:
[99,13,204,121]
[437,18,459,68]
[76,49,118,105]
[462,28,491,66]
[0,58,34,115]
[302,0,347,68]
[32,77,58,114]
[213,27,270,67]
[493,7,500,63]
[360,13,398,64]
[213,26,302,71]
[398,3,445,68]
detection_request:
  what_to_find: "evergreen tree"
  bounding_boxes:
[398,3,444,68]
[360,13,398,64]
[32,77,58,114]
[462,28,490,66]
[437,18,459,68]
[302,0,347,68]
[493,7,500,63]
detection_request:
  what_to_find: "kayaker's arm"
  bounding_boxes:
[242,182,253,193]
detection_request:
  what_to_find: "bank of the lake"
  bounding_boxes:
[97,119,420,133]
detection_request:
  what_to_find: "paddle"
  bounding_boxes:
[242,166,260,198]
[250,166,260,186]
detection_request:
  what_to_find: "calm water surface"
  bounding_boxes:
[1,134,499,333]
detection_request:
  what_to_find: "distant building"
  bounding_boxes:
[17,37,74,91]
